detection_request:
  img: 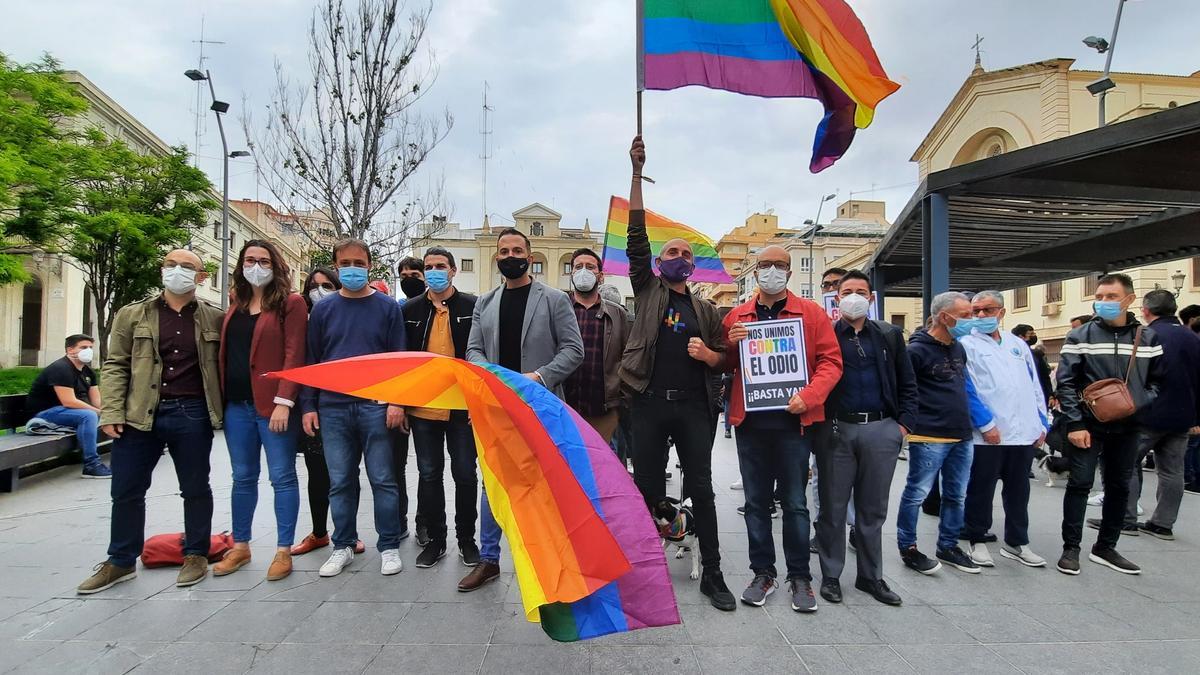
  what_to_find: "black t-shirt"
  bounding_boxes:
[224,310,260,403]
[498,283,532,372]
[28,356,95,414]
[649,289,707,392]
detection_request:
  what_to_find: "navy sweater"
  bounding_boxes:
[1141,316,1200,432]
[906,328,973,439]
[302,291,406,412]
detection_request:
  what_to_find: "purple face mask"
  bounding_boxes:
[658,256,694,283]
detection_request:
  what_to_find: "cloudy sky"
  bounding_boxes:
[4,0,1199,239]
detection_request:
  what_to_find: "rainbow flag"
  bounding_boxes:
[602,196,732,284]
[639,0,899,172]
[271,352,681,641]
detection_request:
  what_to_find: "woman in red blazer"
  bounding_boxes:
[213,239,307,581]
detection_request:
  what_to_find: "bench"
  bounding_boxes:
[0,394,110,492]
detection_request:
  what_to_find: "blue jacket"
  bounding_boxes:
[906,328,973,439]
[1140,316,1200,432]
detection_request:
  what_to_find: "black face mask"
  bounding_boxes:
[1025,335,1038,346]
[400,277,426,298]
[497,256,530,280]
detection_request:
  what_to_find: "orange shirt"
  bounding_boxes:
[409,302,453,422]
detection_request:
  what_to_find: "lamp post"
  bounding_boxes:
[1172,270,1187,298]
[806,193,836,297]
[1083,0,1127,128]
[185,69,249,309]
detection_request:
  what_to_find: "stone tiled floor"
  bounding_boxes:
[2,429,1200,673]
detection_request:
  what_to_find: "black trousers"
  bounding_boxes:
[389,428,412,535]
[1062,427,1139,551]
[962,444,1036,547]
[632,393,721,571]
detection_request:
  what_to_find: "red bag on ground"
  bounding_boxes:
[141,532,234,567]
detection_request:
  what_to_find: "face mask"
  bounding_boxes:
[756,267,788,295]
[497,256,529,280]
[572,268,598,293]
[1025,335,1038,346]
[1094,300,1123,321]
[243,264,273,288]
[975,317,1000,335]
[400,276,426,298]
[309,287,335,305]
[946,314,976,339]
[162,266,197,295]
[425,269,451,293]
[658,257,694,283]
[75,347,94,364]
[338,266,369,292]
[838,293,870,320]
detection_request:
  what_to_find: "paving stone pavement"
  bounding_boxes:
[2,429,1199,674]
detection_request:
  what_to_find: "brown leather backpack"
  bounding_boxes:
[1081,326,1142,423]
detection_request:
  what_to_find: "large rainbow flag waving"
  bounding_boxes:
[271,353,680,641]
[638,0,899,172]
[602,196,733,284]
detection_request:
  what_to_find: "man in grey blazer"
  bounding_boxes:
[459,227,584,591]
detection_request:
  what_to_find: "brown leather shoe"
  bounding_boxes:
[457,561,500,592]
[291,533,330,556]
[354,540,366,555]
[267,551,293,581]
[177,554,208,587]
[213,547,251,576]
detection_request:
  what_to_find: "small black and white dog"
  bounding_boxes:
[652,496,700,580]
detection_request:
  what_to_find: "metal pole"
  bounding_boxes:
[207,70,230,309]
[1098,0,1126,128]
[807,199,828,297]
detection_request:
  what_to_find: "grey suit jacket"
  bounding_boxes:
[466,279,584,399]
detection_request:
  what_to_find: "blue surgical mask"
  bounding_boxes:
[425,269,451,293]
[975,317,999,335]
[1093,300,1123,321]
[338,266,369,292]
[947,315,976,339]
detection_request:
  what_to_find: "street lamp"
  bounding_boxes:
[806,193,836,297]
[183,68,244,309]
[1083,0,1128,128]
[1172,270,1187,297]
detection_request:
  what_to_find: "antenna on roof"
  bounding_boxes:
[191,15,225,168]
[481,81,494,229]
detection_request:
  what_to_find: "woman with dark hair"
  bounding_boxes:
[292,268,366,556]
[213,240,307,581]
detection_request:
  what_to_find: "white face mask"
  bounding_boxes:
[309,287,335,305]
[75,347,94,364]
[243,264,274,288]
[572,268,598,293]
[756,266,789,295]
[162,266,198,295]
[838,292,871,320]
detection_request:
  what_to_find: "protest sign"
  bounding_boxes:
[738,318,808,412]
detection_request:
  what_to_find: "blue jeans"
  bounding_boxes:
[224,401,300,547]
[480,487,502,564]
[108,398,213,568]
[735,424,811,580]
[897,440,974,551]
[319,402,402,552]
[37,406,100,467]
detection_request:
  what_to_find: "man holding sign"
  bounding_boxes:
[722,245,843,613]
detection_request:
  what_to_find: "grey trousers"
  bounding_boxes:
[1126,428,1189,529]
[814,418,904,582]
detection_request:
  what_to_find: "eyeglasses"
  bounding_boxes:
[849,335,866,359]
[243,257,273,268]
[972,305,1002,317]
[755,261,790,271]
[820,280,839,290]
[163,261,200,272]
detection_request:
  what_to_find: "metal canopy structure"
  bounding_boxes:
[868,101,1200,315]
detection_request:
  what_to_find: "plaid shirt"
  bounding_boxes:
[564,298,606,417]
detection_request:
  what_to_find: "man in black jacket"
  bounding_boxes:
[1056,273,1163,576]
[401,246,480,569]
[816,270,916,606]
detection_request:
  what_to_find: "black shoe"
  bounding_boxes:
[1057,548,1081,576]
[848,526,857,552]
[1086,518,1139,536]
[900,545,941,575]
[936,546,981,574]
[724,430,731,439]
[736,505,778,518]
[415,542,446,568]
[1138,522,1175,540]
[819,578,842,603]
[458,541,481,567]
[699,570,737,611]
[1143,453,1156,470]
[981,533,998,543]
[788,578,818,613]
[921,500,941,517]
[855,578,902,606]
[1089,547,1140,575]
[415,524,431,548]
[810,540,818,554]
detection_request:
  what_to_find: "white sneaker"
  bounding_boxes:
[999,544,1047,568]
[1137,503,1145,516]
[1087,493,1105,507]
[898,447,908,461]
[967,542,994,567]
[381,549,403,575]
[319,547,355,577]
[730,478,744,490]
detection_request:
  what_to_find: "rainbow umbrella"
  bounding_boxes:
[270,352,681,641]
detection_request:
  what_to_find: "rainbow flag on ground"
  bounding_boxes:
[602,196,732,284]
[638,0,899,172]
[271,353,680,641]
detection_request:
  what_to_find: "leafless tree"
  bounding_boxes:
[243,0,452,257]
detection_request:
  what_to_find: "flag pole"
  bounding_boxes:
[635,0,644,136]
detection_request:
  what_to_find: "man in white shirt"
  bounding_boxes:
[959,290,1049,568]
